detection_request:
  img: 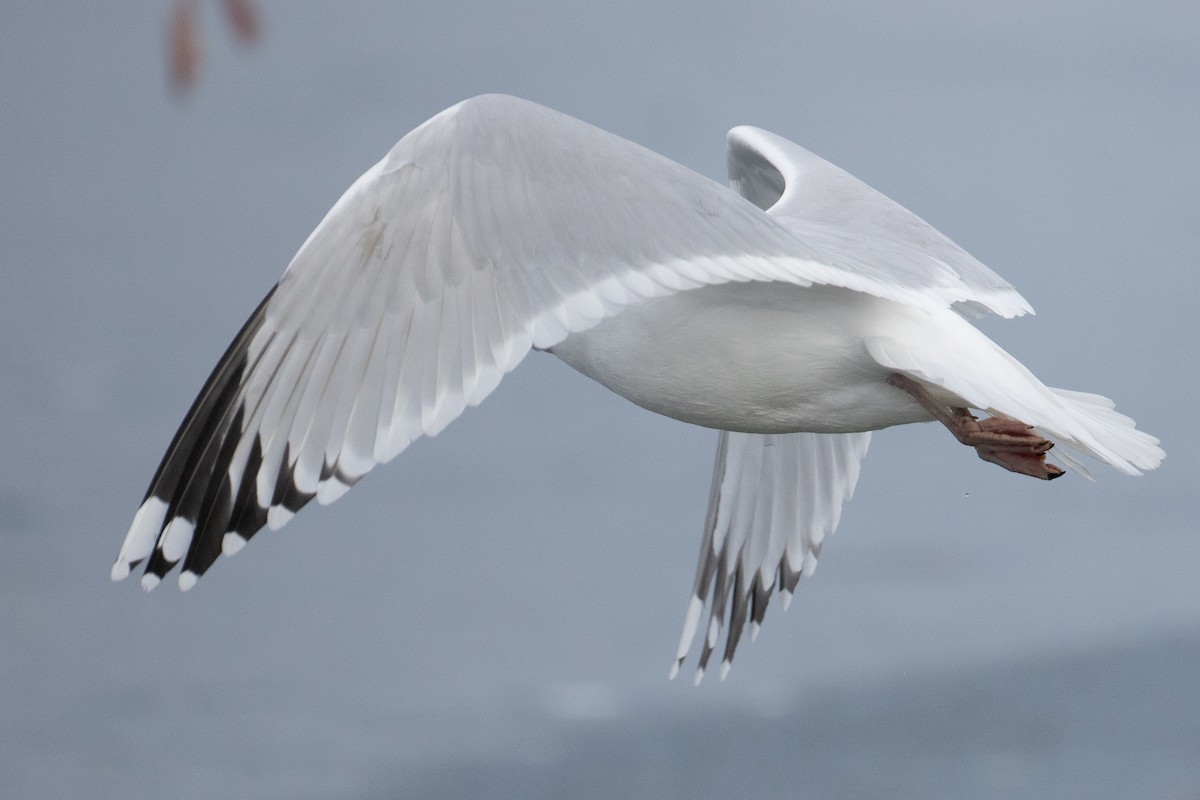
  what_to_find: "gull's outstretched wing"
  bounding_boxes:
[672,430,871,682]
[112,94,866,590]
[727,126,1034,319]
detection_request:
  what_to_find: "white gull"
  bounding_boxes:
[111,94,1163,682]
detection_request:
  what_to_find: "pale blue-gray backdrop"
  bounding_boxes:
[2,2,1197,798]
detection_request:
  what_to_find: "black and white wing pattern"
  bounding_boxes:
[112,94,872,590]
[671,431,871,682]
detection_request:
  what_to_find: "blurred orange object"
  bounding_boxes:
[168,0,260,91]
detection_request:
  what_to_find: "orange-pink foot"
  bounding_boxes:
[888,373,1064,481]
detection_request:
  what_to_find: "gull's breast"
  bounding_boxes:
[550,282,943,434]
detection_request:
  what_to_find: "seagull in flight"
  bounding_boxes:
[112,94,1163,682]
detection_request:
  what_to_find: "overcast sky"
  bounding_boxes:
[2,2,1198,798]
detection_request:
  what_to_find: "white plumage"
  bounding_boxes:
[112,94,1162,680]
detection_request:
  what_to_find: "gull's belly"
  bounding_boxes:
[550,283,943,433]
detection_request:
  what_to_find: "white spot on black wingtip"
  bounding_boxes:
[780,589,794,611]
[178,571,198,591]
[719,660,731,681]
[221,532,247,556]
[160,517,195,563]
[272,457,315,522]
[705,615,720,648]
[316,476,352,505]
[693,666,706,687]
[141,573,161,592]
[672,595,704,672]
[117,497,170,569]
[110,561,131,582]
[266,505,294,530]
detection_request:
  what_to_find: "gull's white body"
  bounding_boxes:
[112,94,1162,681]
[553,283,958,433]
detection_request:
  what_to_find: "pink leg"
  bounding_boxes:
[888,373,1064,481]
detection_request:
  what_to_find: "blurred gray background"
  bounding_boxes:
[1,2,1197,798]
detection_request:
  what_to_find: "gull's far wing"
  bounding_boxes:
[672,430,871,682]
[113,94,854,590]
[726,126,1034,319]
